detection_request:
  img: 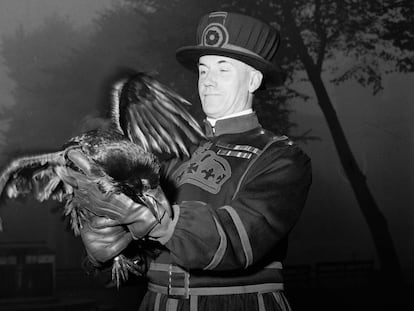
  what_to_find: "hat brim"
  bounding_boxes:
[176,45,286,88]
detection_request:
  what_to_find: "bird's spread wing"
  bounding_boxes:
[110,72,205,157]
[0,150,105,234]
[0,151,68,202]
[0,151,81,230]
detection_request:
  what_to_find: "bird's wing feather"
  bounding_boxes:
[0,151,68,203]
[110,72,205,157]
[0,149,114,235]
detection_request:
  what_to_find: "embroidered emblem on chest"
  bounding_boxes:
[172,144,231,194]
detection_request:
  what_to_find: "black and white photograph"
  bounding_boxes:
[0,1,412,310]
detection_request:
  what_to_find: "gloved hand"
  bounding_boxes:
[59,149,175,241]
[80,215,133,267]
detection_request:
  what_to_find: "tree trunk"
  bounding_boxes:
[281,1,405,289]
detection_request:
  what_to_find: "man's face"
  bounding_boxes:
[198,55,253,119]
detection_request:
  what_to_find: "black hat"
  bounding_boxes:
[176,11,285,88]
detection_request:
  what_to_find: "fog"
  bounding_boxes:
[0,1,412,309]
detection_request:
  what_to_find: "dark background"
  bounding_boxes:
[0,0,412,310]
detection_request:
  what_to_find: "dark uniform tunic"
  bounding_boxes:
[138,112,312,311]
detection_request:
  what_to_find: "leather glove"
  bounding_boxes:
[59,149,174,241]
[146,203,180,244]
[80,215,133,267]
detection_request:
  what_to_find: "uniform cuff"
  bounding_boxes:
[155,204,180,245]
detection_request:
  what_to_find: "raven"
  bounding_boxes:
[0,71,205,286]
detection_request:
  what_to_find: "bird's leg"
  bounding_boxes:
[111,254,143,288]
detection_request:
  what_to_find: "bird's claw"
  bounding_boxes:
[111,254,143,288]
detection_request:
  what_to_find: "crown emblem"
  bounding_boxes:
[172,146,231,194]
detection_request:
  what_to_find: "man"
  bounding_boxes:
[77,11,311,311]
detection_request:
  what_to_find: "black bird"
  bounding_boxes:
[0,71,205,285]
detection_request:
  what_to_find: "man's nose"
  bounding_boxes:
[203,71,217,86]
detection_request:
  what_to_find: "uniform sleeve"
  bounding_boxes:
[164,142,312,271]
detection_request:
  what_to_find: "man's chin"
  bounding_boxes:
[202,102,222,115]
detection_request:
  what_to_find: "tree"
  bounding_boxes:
[381,0,414,72]
[244,0,411,302]
[275,0,411,292]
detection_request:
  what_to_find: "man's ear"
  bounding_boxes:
[249,69,263,93]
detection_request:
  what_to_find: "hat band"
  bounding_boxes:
[198,43,265,61]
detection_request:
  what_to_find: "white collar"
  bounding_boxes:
[207,109,253,127]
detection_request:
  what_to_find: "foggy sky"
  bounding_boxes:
[0,0,116,116]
